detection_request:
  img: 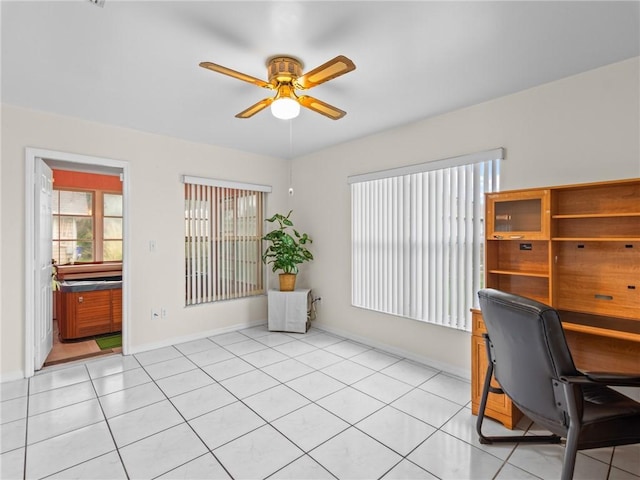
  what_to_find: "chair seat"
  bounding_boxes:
[579,384,640,449]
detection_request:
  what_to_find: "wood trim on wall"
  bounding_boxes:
[52,169,123,192]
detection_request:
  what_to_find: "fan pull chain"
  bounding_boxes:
[288,120,294,196]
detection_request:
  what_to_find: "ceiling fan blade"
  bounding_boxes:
[235,97,274,118]
[296,55,356,89]
[199,62,272,90]
[298,95,347,120]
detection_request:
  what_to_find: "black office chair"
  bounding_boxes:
[477,288,640,480]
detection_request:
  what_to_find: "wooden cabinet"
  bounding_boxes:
[111,288,122,333]
[473,178,639,428]
[485,239,551,304]
[486,189,550,240]
[57,287,122,340]
[54,262,123,341]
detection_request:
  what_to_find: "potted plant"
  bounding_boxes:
[261,210,313,291]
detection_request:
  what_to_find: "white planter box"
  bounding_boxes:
[267,289,312,333]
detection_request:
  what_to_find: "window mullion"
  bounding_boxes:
[94,191,104,261]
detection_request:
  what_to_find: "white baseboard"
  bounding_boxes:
[7,318,471,384]
[314,323,471,381]
[127,319,267,356]
[130,320,471,381]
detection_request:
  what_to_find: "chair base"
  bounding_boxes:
[476,358,562,446]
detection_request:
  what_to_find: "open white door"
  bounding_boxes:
[35,159,54,370]
[25,148,129,377]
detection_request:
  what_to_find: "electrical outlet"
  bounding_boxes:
[161,308,167,318]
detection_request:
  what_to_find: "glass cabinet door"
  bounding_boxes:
[486,189,550,240]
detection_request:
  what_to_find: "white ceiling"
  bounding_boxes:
[2,1,639,159]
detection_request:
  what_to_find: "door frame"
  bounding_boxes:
[25,148,130,377]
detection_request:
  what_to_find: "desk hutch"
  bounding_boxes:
[471,178,640,428]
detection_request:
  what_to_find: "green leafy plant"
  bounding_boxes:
[261,211,313,274]
[51,259,60,291]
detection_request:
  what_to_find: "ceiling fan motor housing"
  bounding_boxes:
[268,57,303,86]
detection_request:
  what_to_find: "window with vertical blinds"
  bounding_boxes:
[348,149,502,331]
[183,176,271,306]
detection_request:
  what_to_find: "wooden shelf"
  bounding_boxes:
[487,269,549,278]
[559,310,640,342]
[553,212,640,219]
[552,237,640,241]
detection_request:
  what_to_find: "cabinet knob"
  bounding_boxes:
[78,296,83,303]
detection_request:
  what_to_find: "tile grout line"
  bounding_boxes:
[84,362,133,480]
[16,332,496,479]
[158,330,386,478]
[132,348,236,479]
[22,377,31,480]
[240,333,439,478]
[23,365,124,479]
[162,329,460,479]
[15,326,626,479]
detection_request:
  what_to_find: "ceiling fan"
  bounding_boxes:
[199,55,356,120]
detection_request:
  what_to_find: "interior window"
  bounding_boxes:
[184,181,265,305]
[52,189,123,264]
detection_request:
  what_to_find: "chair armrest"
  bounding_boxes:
[585,372,640,386]
[561,373,640,387]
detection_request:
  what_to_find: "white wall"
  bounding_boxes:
[2,57,638,380]
[292,58,640,378]
[1,106,290,379]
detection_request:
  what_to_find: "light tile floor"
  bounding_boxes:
[1,325,639,479]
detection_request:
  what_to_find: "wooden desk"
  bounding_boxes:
[471,308,639,429]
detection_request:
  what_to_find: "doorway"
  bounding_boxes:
[25,148,130,377]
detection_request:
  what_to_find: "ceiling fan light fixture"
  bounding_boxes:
[200,54,355,120]
[271,96,300,119]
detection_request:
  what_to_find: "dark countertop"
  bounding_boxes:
[59,279,122,293]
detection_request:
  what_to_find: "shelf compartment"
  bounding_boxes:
[486,273,549,304]
[486,240,549,276]
[553,216,640,239]
[553,181,640,217]
[554,241,639,320]
[563,328,640,374]
[559,310,640,340]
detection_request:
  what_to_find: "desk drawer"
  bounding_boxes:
[471,309,486,335]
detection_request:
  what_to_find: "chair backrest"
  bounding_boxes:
[477,289,581,430]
